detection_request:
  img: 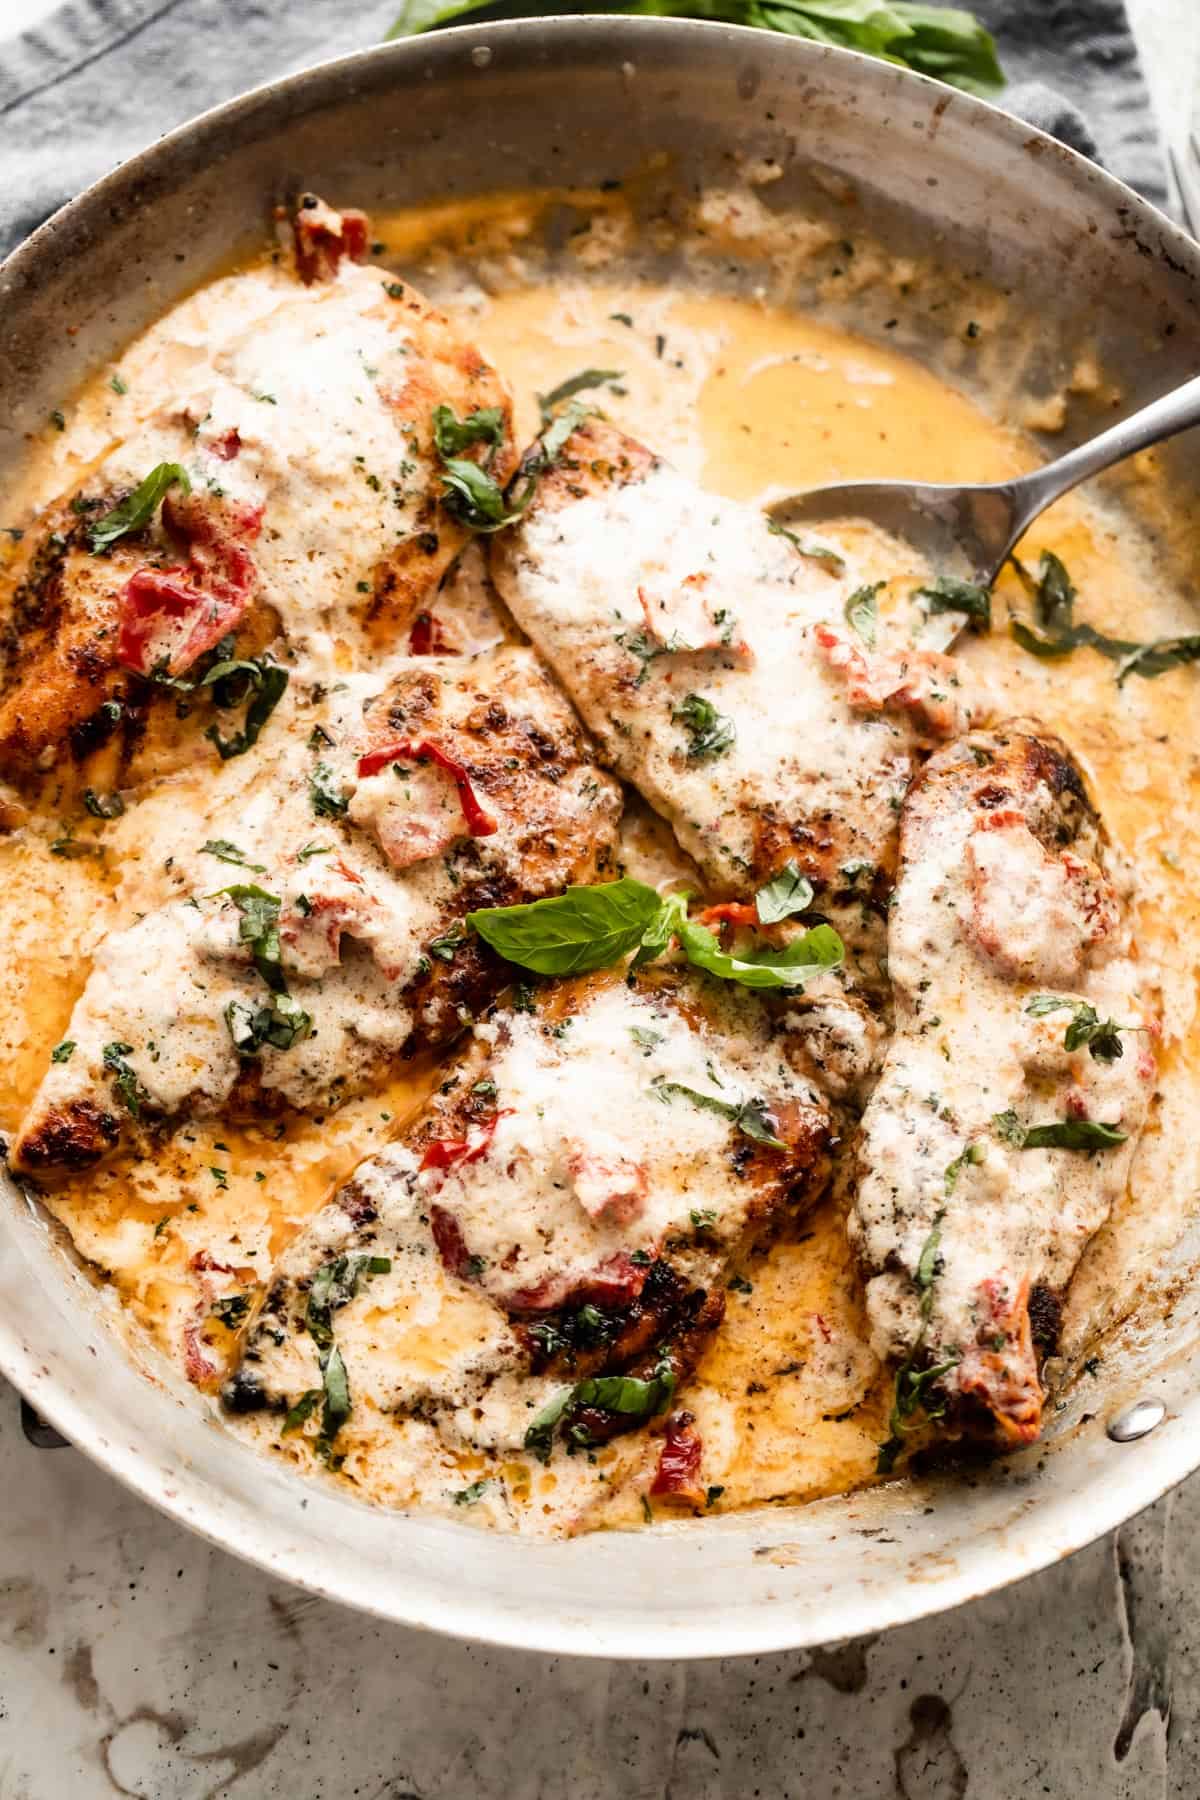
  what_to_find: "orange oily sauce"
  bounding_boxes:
[1,265,1197,1526]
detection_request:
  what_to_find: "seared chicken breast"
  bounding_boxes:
[0,198,516,781]
[13,647,620,1170]
[491,418,984,951]
[851,724,1157,1458]
[222,970,831,1500]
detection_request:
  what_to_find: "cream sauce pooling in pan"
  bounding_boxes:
[0,200,1197,1535]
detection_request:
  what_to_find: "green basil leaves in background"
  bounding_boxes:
[385,0,1005,102]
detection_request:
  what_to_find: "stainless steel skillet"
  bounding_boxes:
[1,17,1199,1659]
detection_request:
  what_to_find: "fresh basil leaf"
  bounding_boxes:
[201,839,267,873]
[524,1388,572,1463]
[890,3,1004,97]
[537,368,622,425]
[676,915,844,991]
[767,518,845,573]
[88,462,191,554]
[432,403,505,458]
[754,860,814,924]
[654,1078,786,1150]
[51,1040,75,1064]
[844,582,882,648]
[672,691,736,762]
[468,876,665,975]
[916,574,991,630]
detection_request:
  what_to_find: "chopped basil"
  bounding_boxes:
[305,1252,393,1351]
[51,1040,75,1063]
[943,1141,982,1194]
[451,1480,491,1506]
[844,582,882,648]
[211,1292,251,1327]
[428,924,467,963]
[101,1041,149,1119]
[1007,551,1198,685]
[88,462,191,554]
[766,519,845,573]
[1025,995,1127,1062]
[309,761,349,818]
[296,841,332,862]
[992,1108,1127,1150]
[916,575,992,630]
[110,374,128,397]
[201,839,267,873]
[225,994,311,1055]
[630,1025,665,1055]
[318,1345,352,1450]
[524,1355,676,1462]
[671,692,735,763]
[754,861,813,925]
[281,1388,321,1435]
[83,789,125,820]
[877,1206,958,1473]
[204,659,289,761]
[216,884,283,988]
[536,368,621,425]
[653,1078,786,1151]
[431,402,505,458]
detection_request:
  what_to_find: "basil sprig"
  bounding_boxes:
[88,462,191,554]
[466,876,844,990]
[386,3,1005,101]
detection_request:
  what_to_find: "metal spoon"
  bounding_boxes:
[768,374,1200,584]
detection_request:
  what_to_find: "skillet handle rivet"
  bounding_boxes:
[1106,1399,1165,1443]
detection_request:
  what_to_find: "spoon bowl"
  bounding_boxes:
[770,373,1200,585]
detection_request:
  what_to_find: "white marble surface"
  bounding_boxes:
[0,2,1198,1795]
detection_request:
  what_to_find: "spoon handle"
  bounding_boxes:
[1010,372,1200,536]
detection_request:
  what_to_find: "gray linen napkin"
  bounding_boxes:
[0,0,1168,260]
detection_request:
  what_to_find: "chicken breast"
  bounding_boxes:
[0,197,516,781]
[850,724,1157,1460]
[221,969,832,1500]
[12,646,621,1170]
[490,417,985,955]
